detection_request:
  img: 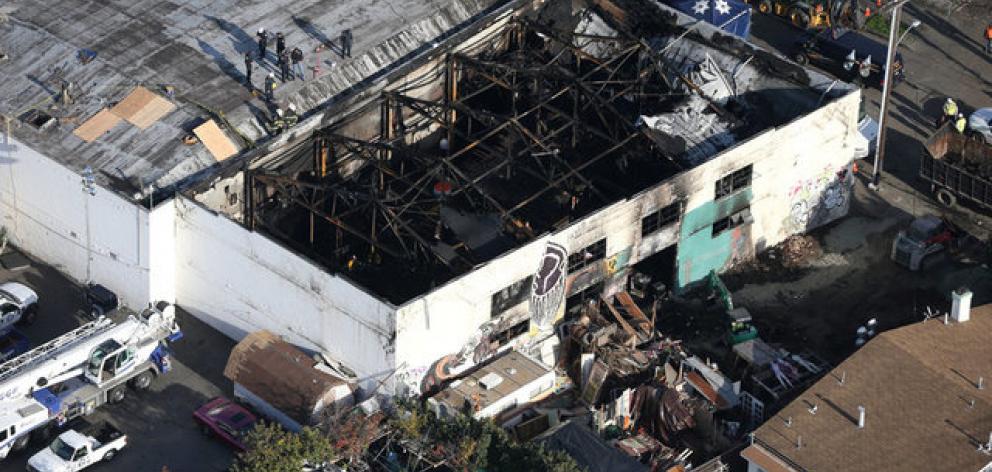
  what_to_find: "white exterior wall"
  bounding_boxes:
[393,90,862,392]
[172,196,394,392]
[148,199,176,304]
[233,382,304,432]
[0,134,151,307]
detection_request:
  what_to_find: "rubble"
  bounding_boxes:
[721,235,823,286]
[779,234,824,268]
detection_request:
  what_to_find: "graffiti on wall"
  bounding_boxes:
[407,317,503,395]
[605,247,632,277]
[529,242,568,336]
[784,164,853,234]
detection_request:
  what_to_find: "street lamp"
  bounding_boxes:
[81,166,96,284]
[870,4,922,189]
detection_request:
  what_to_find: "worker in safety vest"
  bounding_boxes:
[955,113,967,134]
[940,98,958,128]
[265,108,287,134]
[264,73,277,102]
[985,23,992,55]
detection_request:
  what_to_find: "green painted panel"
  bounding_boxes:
[676,189,753,289]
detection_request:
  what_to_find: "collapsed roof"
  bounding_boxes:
[235,0,852,304]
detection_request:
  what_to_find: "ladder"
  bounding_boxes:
[0,318,115,384]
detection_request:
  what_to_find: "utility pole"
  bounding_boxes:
[81,166,96,284]
[870,0,911,189]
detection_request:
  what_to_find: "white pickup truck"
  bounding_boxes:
[26,421,126,472]
[0,281,38,332]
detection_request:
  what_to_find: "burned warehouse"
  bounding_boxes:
[180,0,863,393]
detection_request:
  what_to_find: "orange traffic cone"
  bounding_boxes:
[864,7,871,16]
[875,0,881,6]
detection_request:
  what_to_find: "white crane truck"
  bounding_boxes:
[0,301,181,460]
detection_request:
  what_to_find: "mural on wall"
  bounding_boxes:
[529,242,568,336]
[784,164,853,234]
[411,318,501,395]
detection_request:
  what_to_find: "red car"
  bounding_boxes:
[193,396,257,451]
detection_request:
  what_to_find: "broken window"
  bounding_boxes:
[491,319,529,347]
[641,200,684,237]
[491,275,534,317]
[712,207,753,237]
[715,165,753,199]
[568,239,606,273]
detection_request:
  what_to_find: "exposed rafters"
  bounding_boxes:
[247,17,684,303]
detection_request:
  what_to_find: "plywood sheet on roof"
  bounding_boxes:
[73,109,122,142]
[110,86,176,129]
[193,120,238,161]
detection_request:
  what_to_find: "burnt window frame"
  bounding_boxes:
[568,239,606,273]
[490,275,534,317]
[641,200,684,237]
[712,206,752,237]
[492,319,529,347]
[715,165,753,199]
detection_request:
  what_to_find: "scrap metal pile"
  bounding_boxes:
[552,292,740,469]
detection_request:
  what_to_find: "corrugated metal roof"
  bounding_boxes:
[0,0,505,199]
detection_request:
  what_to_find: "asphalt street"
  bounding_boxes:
[747,3,992,238]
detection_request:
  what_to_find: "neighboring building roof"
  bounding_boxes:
[430,351,552,416]
[538,420,649,472]
[745,304,992,472]
[0,0,504,200]
[224,330,351,426]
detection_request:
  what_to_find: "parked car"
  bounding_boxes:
[26,420,126,472]
[792,27,905,89]
[0,281,38,332]
[0,329,29,362]
[84,284,117,320]
[194,396,257,451]
[967,108,992,144]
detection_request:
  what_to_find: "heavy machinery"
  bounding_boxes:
[0,302,181,460]
[890,215,960,271]
[919,123,992,212]
[746,0,864,30]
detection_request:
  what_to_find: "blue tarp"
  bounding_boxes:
[666,0,751,38]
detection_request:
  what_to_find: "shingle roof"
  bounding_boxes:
[747,303,992,472]
[224,330,351,426]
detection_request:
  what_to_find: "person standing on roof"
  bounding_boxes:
[955,113,967,134]
[244,52,253,88]
[340,29,352,58]
[257,28,268,62]
[985,23,992,54]
[276,32,286,58]
[264,72,277,102]
[278,50,290,82]
[940,98,958,128]
[290,47,305,81]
